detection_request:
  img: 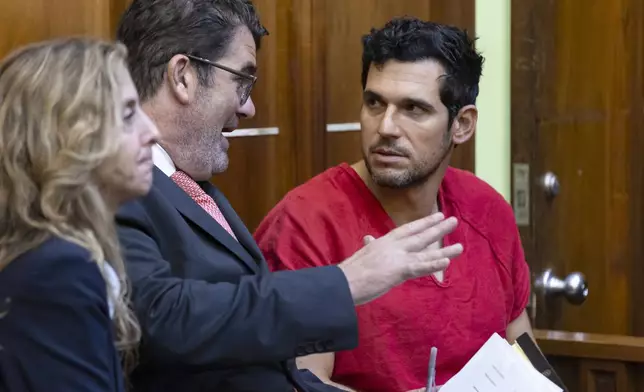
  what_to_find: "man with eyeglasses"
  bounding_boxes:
[114,1,461,391]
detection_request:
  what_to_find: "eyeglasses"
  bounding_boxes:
[185,54,257,106]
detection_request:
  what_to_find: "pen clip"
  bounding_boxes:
[427,346,438,390]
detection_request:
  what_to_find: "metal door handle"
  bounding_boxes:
[540,172,560,197]
[534,269,588,305]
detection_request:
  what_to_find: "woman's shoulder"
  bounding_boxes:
[0,238,123,392]
[27,235,92,261]
[0,236,106,302]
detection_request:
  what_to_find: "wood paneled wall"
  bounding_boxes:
[0,1,112,58]
[0,0,475,232]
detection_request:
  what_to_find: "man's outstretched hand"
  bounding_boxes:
[338,212,463,306]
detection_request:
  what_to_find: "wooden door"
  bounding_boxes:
[511,0,644,390]
[322,0,475,172]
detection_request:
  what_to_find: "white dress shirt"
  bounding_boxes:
[103,264,119,319]
[152,143,177,177]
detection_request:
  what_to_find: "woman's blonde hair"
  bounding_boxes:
[0,37,140,367]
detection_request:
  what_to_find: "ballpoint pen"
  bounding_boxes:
[426,346,437,391]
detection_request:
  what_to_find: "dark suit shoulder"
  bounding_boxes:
[18,235,91,262]
[116,191,156,220]
[0,236,123,392]
[0,236,106,304]
[116,181,176,227]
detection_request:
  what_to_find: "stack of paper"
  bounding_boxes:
[439,333,563,392]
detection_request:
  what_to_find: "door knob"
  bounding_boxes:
[534,269,588,305]
[540,172,560,197]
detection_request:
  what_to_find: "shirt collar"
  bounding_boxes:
[152,143,176,177]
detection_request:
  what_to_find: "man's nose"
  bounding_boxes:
[238,97,256,119]
[377,106,401,137]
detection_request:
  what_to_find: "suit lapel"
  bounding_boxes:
[153,169,259,273]
[205,183,264,263]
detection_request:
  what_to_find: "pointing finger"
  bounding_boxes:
[405,258,450,279]
[428,243,463,260]
[403,217,458,251]
[387,212,446,240]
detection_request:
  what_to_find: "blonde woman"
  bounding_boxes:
[0,38,158,391]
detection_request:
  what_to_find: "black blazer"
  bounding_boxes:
[0,237,124,392]
[115,168,358,392]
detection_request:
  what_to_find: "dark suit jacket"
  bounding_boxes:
[0,237,125,392]
[115,168,358,392]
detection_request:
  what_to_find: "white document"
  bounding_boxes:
[439,333,562,392]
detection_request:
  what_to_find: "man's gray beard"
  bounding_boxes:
[174,117,226,177]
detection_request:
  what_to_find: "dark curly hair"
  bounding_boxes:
[361,17,484,124]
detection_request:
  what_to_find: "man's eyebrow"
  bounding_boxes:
[400,97,435,111]
[241,62,256,75]
[363,90,435,111]
[125,98,137,110]
[363,90,383,100]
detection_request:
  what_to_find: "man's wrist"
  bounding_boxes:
[337,263,362,305]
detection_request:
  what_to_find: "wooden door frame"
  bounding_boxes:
[627,0,644,339]
[509,0,542,318]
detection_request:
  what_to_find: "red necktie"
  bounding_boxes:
[170,170,237,240]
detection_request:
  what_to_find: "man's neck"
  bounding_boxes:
[352,160,448,227]
[143,98,179,176]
